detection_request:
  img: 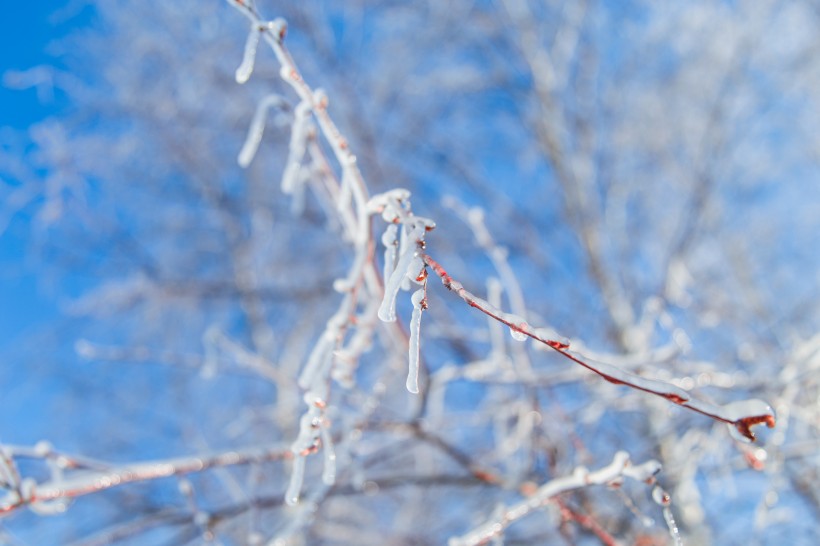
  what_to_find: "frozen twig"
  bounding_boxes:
[0,443,289,516]
[448,451,661,546]
[422,253,776,442]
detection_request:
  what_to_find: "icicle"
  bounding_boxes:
[378,248,417,322]
[291,167,308,214]
[281,101,311,194]
[235,23,261,84]
[320,425,336,485]
[285,455,305,506]
[286,403,323,506]
[336,168,352,213]
[298,334,332,390]
[238,94,287,167]
[652,486,682,546]
[381,224,399,285]
[407,288,425,394]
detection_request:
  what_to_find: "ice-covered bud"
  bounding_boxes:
[268,17,287,42]
[34,440,54,457]
[279,65,298,83]
[313,88,328,109]
[724,399,776,443]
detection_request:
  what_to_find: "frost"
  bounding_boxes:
[652,486,682,546]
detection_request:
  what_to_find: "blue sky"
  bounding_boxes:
[0,3,816,544]
[0,2,70,352]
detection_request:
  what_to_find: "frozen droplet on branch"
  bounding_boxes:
[652,485,671,506]
[723,398,776,442]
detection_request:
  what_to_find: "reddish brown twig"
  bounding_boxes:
[421,253,775,442]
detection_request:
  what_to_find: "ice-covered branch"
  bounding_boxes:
[448,451,662,546]
[422,253,776,442]
[0,442,289,516]
[226,0,434,509]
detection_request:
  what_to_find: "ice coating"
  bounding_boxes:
[448,451,662,546]
[237,94,288,167]
[320,426,336,486]
[423,252,776,441]
[407,288,425,394]
[509,323,528,341]
[423,254,569,351]
[378,249,416,322]
[652,486,682,546]
[281,101,312,195]
[381,223,399,287]
[285,455,305,506]
[235,24,261,84]
[723,399,776,443]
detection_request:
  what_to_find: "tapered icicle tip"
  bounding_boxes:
[406,289,425,394]
[285,454,306,506]
[235,24,261,84]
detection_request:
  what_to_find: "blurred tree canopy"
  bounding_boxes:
[1,1,818,544]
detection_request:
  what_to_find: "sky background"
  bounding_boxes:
[0,2,67,352]
[0,2,816,544]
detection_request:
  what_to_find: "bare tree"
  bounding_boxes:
[1,1,818,545]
